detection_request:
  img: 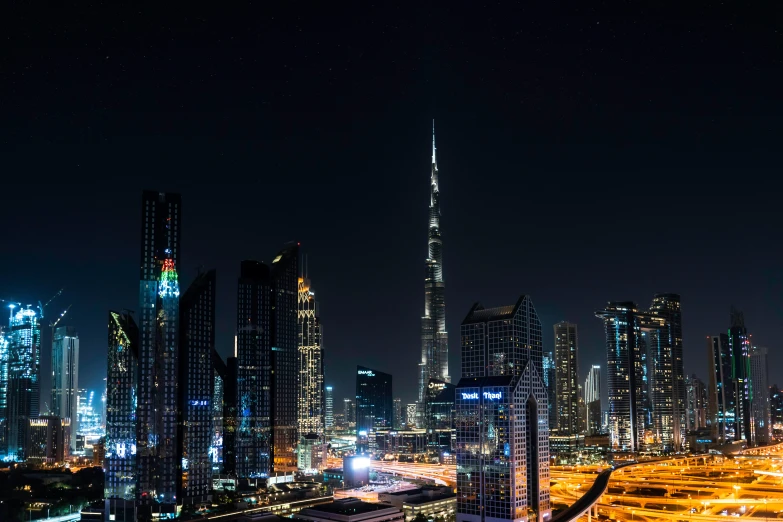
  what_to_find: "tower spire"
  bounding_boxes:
[432,119,436,164]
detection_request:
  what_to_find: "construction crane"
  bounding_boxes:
[38,287,65,318]
[50,304,72,329]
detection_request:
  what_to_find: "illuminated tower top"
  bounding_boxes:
[158,259,181,298]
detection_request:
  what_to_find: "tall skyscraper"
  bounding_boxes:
[235,244,301,477]
[553,321,579,435]
[596,302,646,452]
[597,295,686,452]
[298,276,324,439]
[104,310,139,519]
[647,293,686,450]
[7,305,42,460]
[584,365,602,435]
[770,385,783,437]
[222,356,238,475]
[542,351,556,431]
[456,296,550,522]
[728,308,753,444]
[51,325,79,451]
[136,190,181,513]
[707,333,733,442]
[343,398,355,428]
[355,366,393,434]
[325,386,334,430]
[211,348,226,473]
[419,122,449,403]
[685,374,707,432]
[750,346,770,445]
[177,269,216,504]
[0,328,9,456]
[393,398,403,429]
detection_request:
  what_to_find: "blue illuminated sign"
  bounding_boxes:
[461,391,502,400]
[461,392,479,400]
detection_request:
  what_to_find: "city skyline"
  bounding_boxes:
[3,5,782,410]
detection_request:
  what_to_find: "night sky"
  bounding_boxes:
[2,3,781,408]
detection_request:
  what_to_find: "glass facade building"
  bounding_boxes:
[297,277,324,438]
[419,122,450,403]
[7,306,42,460]
[355,366,393,435]
[750,346,770,445]
[456,296,550,522]
[177,269,216,504]
[584,365,601,436]
[52,326,79,452]
[137,190,181,513]
[325,386,334,429]
[553,322,578,435]
[542,352,556,432]
[104,311,139,512]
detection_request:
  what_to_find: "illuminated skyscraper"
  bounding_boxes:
[707,333,733,442]
[211,349,226,473]
[104,310,139,520]
[356,366,393,434]
[0,328,8,456]
[7,305,42,460]
[457,296,550,522]
[177,269,216,504]
[584,365,602,435]
[685,374,707,432]
[325,387,334,430]
[136,190,181,514]
[750,346,770,445]
[542,351,556,430]
[393,398,402,429]
[553,321,579,435]
[222,356,238,475]
[236,244,300,477]
[419,122,449,403]
[52,326,79,452]
[298,277,324,438]
[728,308,753,444]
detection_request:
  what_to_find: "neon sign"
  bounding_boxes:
[357,370,375,377]
[461,391,502,400]
[461,392,479,400]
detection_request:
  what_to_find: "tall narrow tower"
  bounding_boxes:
[419,121,449,403]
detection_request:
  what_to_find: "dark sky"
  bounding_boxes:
[1,3,781,408]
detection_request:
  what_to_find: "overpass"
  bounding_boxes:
[550,461,641,522]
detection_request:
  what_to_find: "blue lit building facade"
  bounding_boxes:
[0,328,8,457]
[177,269,216,504]
[6,306,42,460]
[104,310,139,520]
[356,366,394,437]
[51,326,79,452]
[211,348,227,473]
[137,190,181,514]
[456,296,550,522]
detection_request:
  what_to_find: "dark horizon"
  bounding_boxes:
[2,3,781,408]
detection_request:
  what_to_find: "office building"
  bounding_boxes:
[728,308,753,444]
[298,276,324,439]
[356,366,393,435]
[647,293,686,450]
[393,398,403,429]
[325,387,334,430]
[685,374,707,432]
[596,295,686,452]
[771,385,783,439]
[236,244,300,477]
[584,365,601,435]
[456,296,550,522]
[222,356,238,475]
[211,348,226,472]
[419,122,450,404]
[424,379,455,453]
[343,398,356,428]
[553,321,579,435]
[27,416,69,464]
[0,329,8,456]
[707,333,733,442]
[6,305,42,460]
[750,346,770,445]
[136,190,181,513]
[52,326,79,452]
[406,404,417,428]
[542,351,556,431]
[177,269,216,504]
[104,310,139,515]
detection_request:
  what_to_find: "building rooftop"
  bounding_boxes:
[298,498,399,517]
[462,296,530,325]
[455,374,516,389]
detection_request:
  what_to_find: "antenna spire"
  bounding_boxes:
[432,119,436,164]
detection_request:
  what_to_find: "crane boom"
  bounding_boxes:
[50,304,72,329]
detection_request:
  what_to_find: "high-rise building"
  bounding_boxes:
[356,366,393,434]
[456,296,550,522]
[211,348,226,473]
[104,310,139,517]
[222,356,238,475]
[750,346,770,445]
[647,293,686,450]
[553,321,579,435]
[27,416,69,464]
[177,269,216,504]
[7,305,42,460]
[584,365,601,435]
[419,122,449,403]
[771,385,783,439]
[51,326,79,452]
[542,351,556,431]
[0,328,9,456]
[298,276,324,439]
[728,308,753,444]
[685,374,708,432]
[707,333,733,442]
[343,398,356,428]
[406,404,417,428]
[596,302,646,452]
[597,295,686,452]
[325,387,334,430]
[136,190,181,513]
[235,244,300,477]
[424,379,456,451]
[393,398,403,429]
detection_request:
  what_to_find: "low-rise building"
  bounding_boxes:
[295,498,403,522]
[378,486,456,521]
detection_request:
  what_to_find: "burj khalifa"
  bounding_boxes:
[419,121,450,404]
